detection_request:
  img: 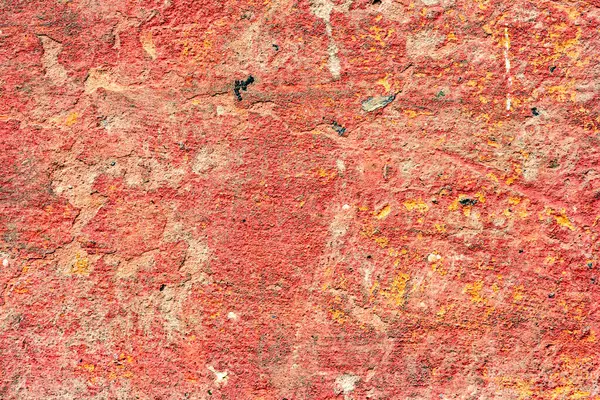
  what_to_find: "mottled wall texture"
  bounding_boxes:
[1,0,600,398]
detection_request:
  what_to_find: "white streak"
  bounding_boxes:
[504,27,512,112]
[310,0,342,80]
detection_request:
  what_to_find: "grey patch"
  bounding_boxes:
[361,94,396,112]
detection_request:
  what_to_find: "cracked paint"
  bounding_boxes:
[1,0,600,398]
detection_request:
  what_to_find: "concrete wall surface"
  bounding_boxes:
[1,0,600,398]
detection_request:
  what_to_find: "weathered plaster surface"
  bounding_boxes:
[1,0,600,398]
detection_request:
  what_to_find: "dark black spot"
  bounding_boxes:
[550,66,556,72]
[459,198,478,206]
[332,121,347,136]
[531,107,539,116]
[591,277,597,285]
[519,249,524,253]
[80,359,83,362]
[242,219,246,223]
[207,390,212,396]
[272,44,279,51]
[549,159,559,169]
[110,161,116,166]
[372,0,381,4]
[366,255,372,259]
[234,75,255,101]
[160,284,166,291]
[548,292,555,298]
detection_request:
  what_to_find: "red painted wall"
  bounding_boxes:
[1,0,600,398]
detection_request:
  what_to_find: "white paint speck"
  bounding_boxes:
[342,204,351,210]
[216,105,225,116]
[2,258,8,267]
[335,374,360,395]
[207,365,229,385]
[427,253,442,263]
[227,311,238,320]
[336,159,346,173]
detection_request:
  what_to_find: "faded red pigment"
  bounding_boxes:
[1,0,600,398]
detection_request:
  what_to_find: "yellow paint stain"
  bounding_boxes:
[545,256,556,265]
[513,285,524,303]
[555,213,575,231]
[374,236,389,248]
[508,196,521,205]
[448,198,459,211]
[403,199,429,213]
[65,112,78,126]
[403,109,433,118]
[331,309,347,324]
[463,280,485,304]
[551,386,589,399]
[71,254,89,275]
[431,261,447,276]
[369,281,380,298]
[486,173,499,183]
[547,81,577,102]
[376,74,392,92]
[382,272,410,306]
[367,26,394,47]
[316,167,337,182]
[434,223,446,233]
[436,305,448,318]
[80,363,95,373]
[374,204,391,220]
[586,329,596,343]
[475,192,486,204]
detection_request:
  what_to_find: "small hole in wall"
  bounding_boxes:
[160,284,166,291]
[372,0,382,4]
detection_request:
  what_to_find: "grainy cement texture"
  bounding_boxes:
[1,0,600,398]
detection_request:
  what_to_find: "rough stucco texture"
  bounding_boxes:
[1,0,600,398]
